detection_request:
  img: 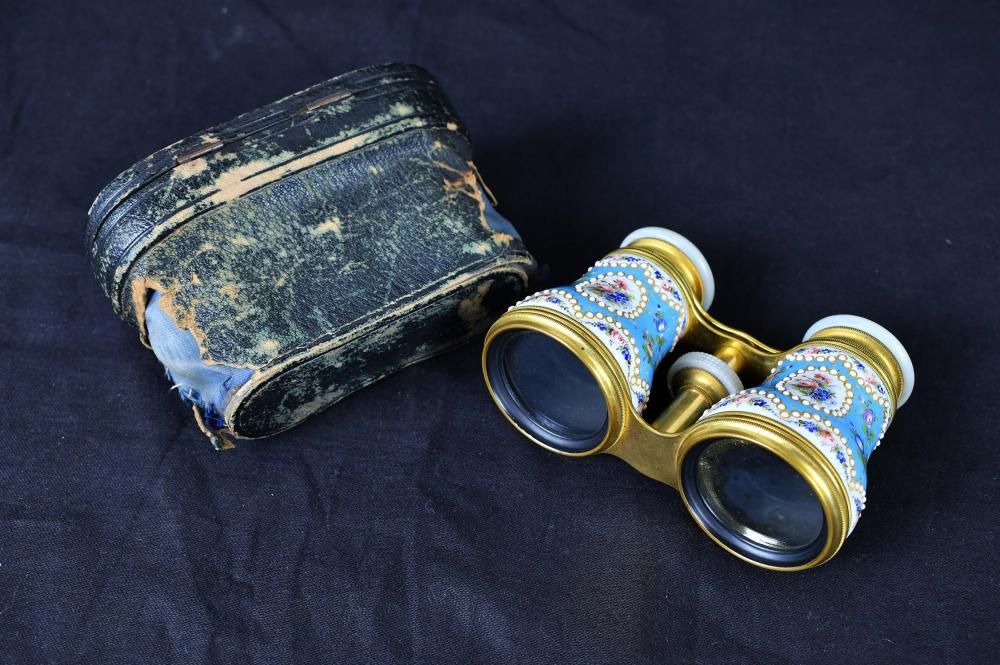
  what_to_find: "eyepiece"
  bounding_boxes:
[682,438,827,567]
[484,329,609,454]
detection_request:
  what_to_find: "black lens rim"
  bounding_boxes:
[485,329,609,453]
[681,439,829,568]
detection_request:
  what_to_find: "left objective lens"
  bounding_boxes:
[485,330,608,453]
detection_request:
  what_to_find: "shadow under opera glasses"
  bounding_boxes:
[482,227,914,571]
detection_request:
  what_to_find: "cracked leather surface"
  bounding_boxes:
[86,64,536,437]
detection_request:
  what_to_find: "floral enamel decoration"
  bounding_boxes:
[579,313,650,408]
[700,342,894,531]
[787,372,837,403]
[509,251,690,412]
[517,289,580,319]
[847,357,892,405]
[575,273,648,318]
[649,266,685,306]
[775,366,853,416]
[850,394,881,459]
[581,316,636,372]
[642,304,673,362]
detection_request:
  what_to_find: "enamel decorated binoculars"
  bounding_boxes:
[482,228,914,571]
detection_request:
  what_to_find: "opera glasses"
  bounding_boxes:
[482,227,914,571]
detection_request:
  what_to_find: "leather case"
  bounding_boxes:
[87,63,535,444]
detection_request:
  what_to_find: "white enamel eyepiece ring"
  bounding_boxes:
[804,314,914,407]
[620,227,715,309]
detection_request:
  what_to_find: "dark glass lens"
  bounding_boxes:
[485,330,608,452]
[683,438,827,566]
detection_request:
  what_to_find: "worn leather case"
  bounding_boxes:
[87,63,535,441]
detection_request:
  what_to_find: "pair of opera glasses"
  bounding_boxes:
[482,227,913,571]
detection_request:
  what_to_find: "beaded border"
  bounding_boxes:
[574,272,649,319]
[781,347,894,414]
[577,312,648,408]
[774,366,854,417]
[595,253,689,336]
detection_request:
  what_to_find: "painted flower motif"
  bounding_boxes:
[521,291,578,318]
[582,321,631,361]
[703,391,780,417]
[584,277,634,306]
[727,393,779,414]
[799,346,838,356]
[647,268,684,304]
[817,428,838,449]
[660,282,683,302]
[641,307,670,363]
[850,396,880,459]
[854,498,863,514]
[792,419,841,453]
[578,274,646,315]
[851,360,889,398]
[786,371,844,407]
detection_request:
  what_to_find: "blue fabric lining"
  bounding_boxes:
[144,292,254,428]
[483,193,520,239]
